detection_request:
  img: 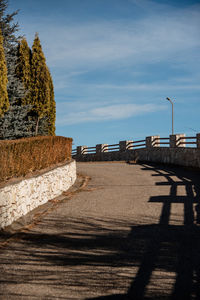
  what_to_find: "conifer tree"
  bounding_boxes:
[0,0,20,50]
[0,0,24,107]
[0,2,56,139]
[0,0,20,57]
[31,33,50,135]
[15,37,31,104]
[46,68,56,135]
[0,27,9,117]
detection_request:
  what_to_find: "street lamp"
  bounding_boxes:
[166,97,174,135]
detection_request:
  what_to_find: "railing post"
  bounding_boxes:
[170,134,185,148]
[77,146,88,156]
[96,144,108,154]
[146,136,160,148]
[196,133,200,148]
[119,140,133,152]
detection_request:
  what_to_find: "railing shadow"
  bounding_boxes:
[0,163,200,299]
[88,163,200,299]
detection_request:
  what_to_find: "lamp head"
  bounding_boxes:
[166,97,170,101]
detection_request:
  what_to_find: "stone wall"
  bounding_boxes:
[134,147,200,168]
[0,160,76,229]
[75,148,200,168]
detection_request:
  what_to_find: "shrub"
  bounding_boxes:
[0,136,72,182]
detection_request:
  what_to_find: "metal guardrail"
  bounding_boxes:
[128,140,146,149]
[108,144,120,151]
[179,136,197,146]
[156,137,170,146]
[86,146,96,153]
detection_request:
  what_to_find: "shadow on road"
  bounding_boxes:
[0,163,200,299]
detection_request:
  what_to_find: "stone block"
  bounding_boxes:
[170,134,185,148]
[146,136,160,148]
[77,146,88,155]
[96,144,108,153]
[119,141,133,152]
[197,133,200,148]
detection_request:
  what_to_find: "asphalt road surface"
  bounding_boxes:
[0,161,200,300]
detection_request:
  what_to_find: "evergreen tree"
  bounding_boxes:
[0,2,56,139]
[15,37,31,104]
[0,27,9,117]
[0,0,20,51]
[31,33,50,135]
[46,68,56,135]
[0,0,24,105]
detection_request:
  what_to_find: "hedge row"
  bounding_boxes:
[0,136,72,182]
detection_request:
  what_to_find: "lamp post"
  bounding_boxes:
[166,97,174,135]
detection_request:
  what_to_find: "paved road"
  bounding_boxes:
[0,161,200,299]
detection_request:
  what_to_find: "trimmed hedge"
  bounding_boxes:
[0,136,72,182]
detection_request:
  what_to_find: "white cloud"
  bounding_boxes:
[56,103,165,125]
[22,4,200,72]
[40,10,200,71]
[54,80,200,97]
[91,83,200,91]
[19,1,200,130]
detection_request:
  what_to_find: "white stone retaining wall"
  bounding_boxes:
[0,160,76,229]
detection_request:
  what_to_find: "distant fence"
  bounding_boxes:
[72,134,200,169]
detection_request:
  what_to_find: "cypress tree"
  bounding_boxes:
[0,2,56,139]
[46,68,56,135]
[0,0,26,140]
[0,27,9,117]
[31,33,50,135]
[15,37,31,104]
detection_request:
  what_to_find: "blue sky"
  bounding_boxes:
[8,0,200,148]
